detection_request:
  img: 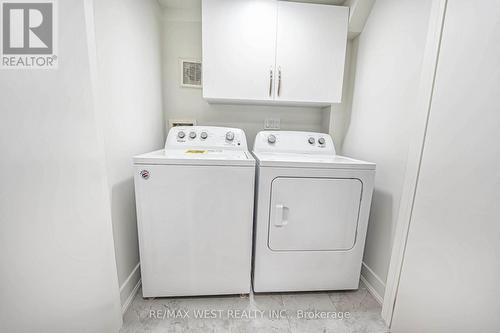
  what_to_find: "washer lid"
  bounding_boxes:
[253,152,375,170]
[134,149,255,166]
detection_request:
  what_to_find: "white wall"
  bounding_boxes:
[162,5,324,147]
[341,0,432,298]
[0,0,122,332]
[391,0,500,330]
[327,39,355,150]
[92,0,165,309]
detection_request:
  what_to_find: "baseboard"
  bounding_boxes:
[360,262,385,305]
[120,263,141,314]
[122,278,141,315]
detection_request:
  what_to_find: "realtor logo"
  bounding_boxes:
[1,0,57,69]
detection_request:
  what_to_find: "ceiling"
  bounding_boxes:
[282,0,345,4]
[158,0,346,9]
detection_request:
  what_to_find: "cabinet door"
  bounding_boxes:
[275,1,348,104]
[202,0,277,102]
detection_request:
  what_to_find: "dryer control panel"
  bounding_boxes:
[253,131,336,155]
[165,126,248,151]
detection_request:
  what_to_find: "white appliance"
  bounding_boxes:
[133,126,255,297]
[252,131,375,292]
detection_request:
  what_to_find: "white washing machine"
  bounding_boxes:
[252,131,375,292]
[133,126,255,297]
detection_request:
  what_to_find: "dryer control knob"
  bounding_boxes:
[200,132,208,140]
[178,131,185,139]
[268,135,276,144]
[189,131,197,139]
[308,137,315,144]
[226,131,235,141]
[318,137,325,145]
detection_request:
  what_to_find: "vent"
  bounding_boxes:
[181,59,202,88]
[168,119,197,128]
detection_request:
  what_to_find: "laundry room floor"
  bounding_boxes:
[120,281,388,333]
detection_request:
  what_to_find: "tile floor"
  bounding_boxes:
[121,282,389,333]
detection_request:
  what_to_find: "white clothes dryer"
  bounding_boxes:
[252,131,375,292]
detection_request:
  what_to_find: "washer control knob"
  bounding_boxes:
[189,131,197,139]
[308,137,315,144]
[318,137,325,145]
[200,131,208,140]
[268,134,276,144]
[178,131,185,139]
[226,131,235,141]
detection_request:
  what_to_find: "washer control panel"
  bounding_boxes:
[254,131,335,155]
[166,126,248,151]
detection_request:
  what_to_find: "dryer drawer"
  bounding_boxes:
[268,177,362,251]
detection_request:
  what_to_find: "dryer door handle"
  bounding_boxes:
[274,204,289,227]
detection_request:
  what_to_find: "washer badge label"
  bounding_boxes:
[140,170,150,180]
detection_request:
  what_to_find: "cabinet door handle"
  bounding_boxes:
[277,66,282,97]
[269,68,273,97]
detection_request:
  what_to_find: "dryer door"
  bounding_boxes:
[268,177,362,251]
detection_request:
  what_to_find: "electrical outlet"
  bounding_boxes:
[264,118,280,130]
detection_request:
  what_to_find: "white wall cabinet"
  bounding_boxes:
[202,0,348,106]
[202,0,278,103]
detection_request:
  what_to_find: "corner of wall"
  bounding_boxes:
[83,0,123,329]
[328,38,358,153]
